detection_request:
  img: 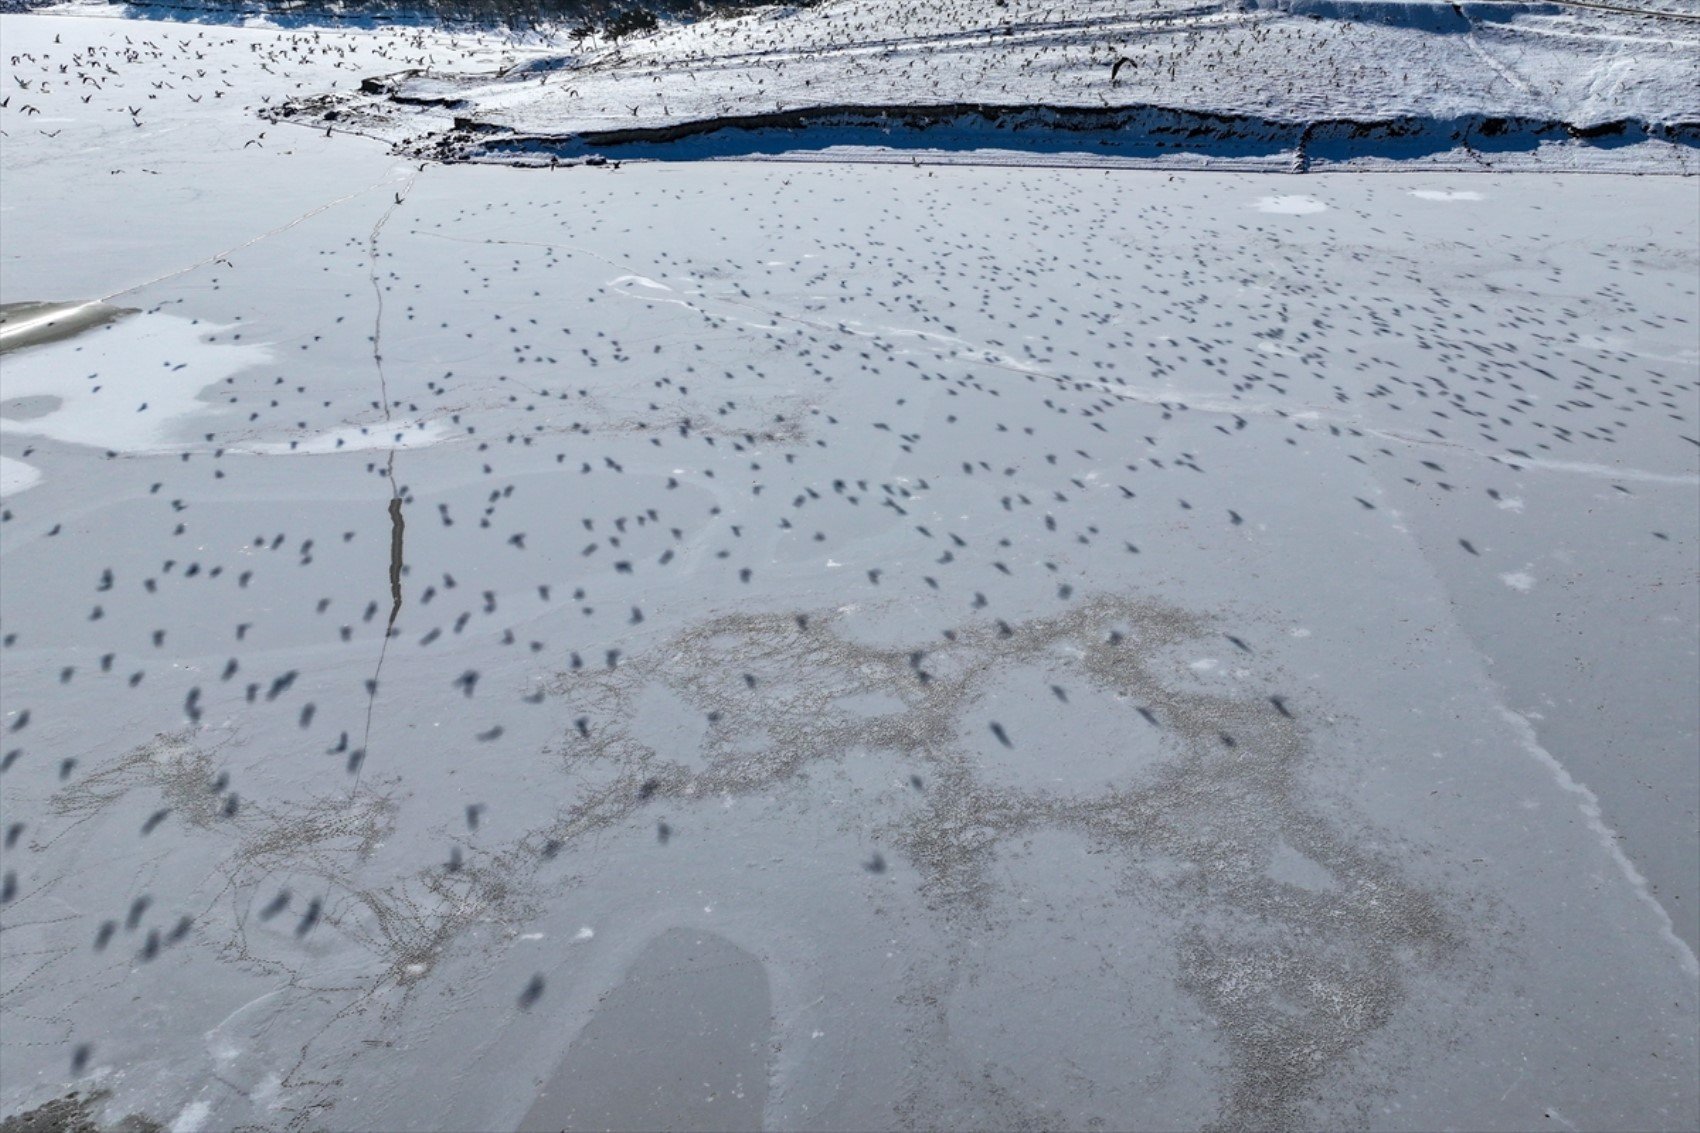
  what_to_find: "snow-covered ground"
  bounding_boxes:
[1,6,1697,1132]
[273,0,1700,169]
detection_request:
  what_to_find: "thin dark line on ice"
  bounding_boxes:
[345,170,417,807]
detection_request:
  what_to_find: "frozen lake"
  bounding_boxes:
[1,9,1696,1132]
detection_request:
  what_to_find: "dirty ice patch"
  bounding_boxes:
[0,455,43,497]
[232,417,454,455]
[0,313,270,454]
[1409,189,1485,201]
[1254,195,1327,215]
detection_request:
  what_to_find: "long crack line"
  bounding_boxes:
[347,170,420,804]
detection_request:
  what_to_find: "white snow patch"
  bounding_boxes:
[1494,456,1700,486]
[1254,195,1327,215]
[574,926,595,940]
[607,274,673,292]
[169,1099,213,1133]
[232,418,453,455]
[0,314,269,453]
[1499,571,1536,592]
[1410,189,1485,201]
[1569,334,1698,366]
[0,455,43,497]
[252,1074,284,1110]
[208,1035,243,1067]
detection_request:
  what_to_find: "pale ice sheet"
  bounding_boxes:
[0,455,43,497]
[0,314,269,454]
[0,11,1696,1133]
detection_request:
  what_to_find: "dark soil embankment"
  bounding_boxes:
[386,100,1700,167]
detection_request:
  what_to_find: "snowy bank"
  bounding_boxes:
[269,0,1700,169]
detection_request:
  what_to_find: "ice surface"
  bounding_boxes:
[1,8,1696,1133]
[516,928,771,1133]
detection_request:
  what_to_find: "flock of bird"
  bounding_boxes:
[1,17,524,155]
[276,0,1700,167]
[0,5,1696,1131]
